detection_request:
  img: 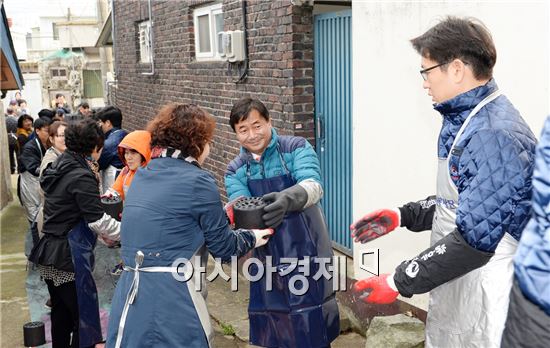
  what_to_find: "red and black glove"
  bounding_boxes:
[224,196,245,225]
[350,209,400,243]
[353,273,399,304]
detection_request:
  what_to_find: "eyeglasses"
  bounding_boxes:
[420,61,449,81]
[55,134,65,138]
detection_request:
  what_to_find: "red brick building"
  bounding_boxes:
[111,0,335,193]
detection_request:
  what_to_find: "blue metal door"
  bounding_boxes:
[314,10,353,254]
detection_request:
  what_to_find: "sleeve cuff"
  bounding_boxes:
[298,179,323,208]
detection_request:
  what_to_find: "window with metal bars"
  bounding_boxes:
[138,20,152,64]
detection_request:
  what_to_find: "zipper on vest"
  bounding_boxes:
[260,161,265,178]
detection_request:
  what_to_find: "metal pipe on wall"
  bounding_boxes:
[110,0,117,79]
[235,0,248,83]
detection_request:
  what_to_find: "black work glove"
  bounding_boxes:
[262,184,308,228]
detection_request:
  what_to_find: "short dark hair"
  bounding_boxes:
[55,93,64,99]
[229,97,270,131]
[96,106,123,128]
[147,103,215,159]
[65,119,105,155]
[38,109,55,119]
[78,102,90,109]
[6,107,15,115]
[17,99,27,106]
[410,16,497,80]
[17,114,34,128]
[34,117,50,130]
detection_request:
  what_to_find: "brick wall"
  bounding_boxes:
[113,0,314,198]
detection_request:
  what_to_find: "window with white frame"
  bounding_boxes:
[50,67,67,80]
[194,3,223,61]
[138,20,152,64]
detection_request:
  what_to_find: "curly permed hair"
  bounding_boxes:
[147,103,215,159]
[65,119,105,155]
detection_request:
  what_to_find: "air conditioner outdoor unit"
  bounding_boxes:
[218,30,245,63]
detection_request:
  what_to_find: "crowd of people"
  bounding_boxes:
[2,15,548,348]
[6,89,336,347]
[4,93,92,175]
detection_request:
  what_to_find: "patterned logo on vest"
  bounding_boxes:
[436,197,457,210]
[406,261,419,278]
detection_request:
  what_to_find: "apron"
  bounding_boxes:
[246,144,340,348]
[67,220,103,347]
[20,138,44,222]
[114,245,213,348]
[426,90,518,348]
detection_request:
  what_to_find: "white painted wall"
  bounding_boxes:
[352,0,550,310]
[58,23,100,48]
[38,17,63,50]
[21,73,44,114]
[10,27,28,61]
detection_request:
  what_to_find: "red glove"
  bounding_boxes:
[353,274,399,304]
[350,209,399,243]
[252,228,275,248]
[224,196,245,225]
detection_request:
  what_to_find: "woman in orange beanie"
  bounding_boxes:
[108,130,151,200]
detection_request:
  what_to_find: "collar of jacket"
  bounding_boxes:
[239,128,279,162]
[46,146,62,157]
[150,146,201,168]
[40,150,94,193]
[65,151,93,171]
[105,127,121,138]
[16,128,33,137]
[434,78,498,123]
[36,137,47,153]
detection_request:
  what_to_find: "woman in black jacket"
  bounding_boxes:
[30,119,120,348]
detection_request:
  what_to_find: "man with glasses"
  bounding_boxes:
[18,118,50,230]
[351,17,537,347]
